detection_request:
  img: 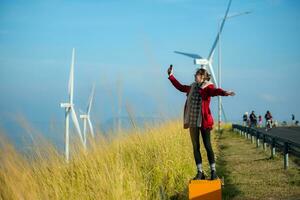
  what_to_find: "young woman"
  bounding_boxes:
[167,65,235,180]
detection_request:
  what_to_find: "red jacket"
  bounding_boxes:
[168,74,228,130]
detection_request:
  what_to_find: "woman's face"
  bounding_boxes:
[195,73,204,83]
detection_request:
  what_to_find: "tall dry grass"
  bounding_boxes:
[0,120,219,200]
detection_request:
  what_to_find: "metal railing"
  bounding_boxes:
[232,124,300,169]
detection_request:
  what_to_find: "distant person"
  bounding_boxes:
[249,111,257,127]
[265,111,273,130]
[292,114,295,125]
[242,112,248,126]
[167,65,235,180]
[258,115,263,127]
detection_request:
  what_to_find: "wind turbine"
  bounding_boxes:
[60,48,84,162]
[174,0,232,120]
[80,85,95,149]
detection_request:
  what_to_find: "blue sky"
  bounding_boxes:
[0,0,300,139]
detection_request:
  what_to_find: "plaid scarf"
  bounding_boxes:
[186,82,203,127]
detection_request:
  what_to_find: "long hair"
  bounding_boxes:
[195,68,211,81]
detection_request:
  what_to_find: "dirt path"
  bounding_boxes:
[216,129,300,200]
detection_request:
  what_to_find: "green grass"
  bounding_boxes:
[217,128,300,200]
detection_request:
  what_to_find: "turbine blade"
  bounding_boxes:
[207,62,218,86]
[207,62,227,122]
[207,0,232,61]
[207,62,227,121]
[87,84,95,115]
[68,48,75,104]
[83,118,87,148]
[174,51,202,59]
[87,118,95,138]
[70,107,84,144]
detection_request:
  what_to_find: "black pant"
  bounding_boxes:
[189,127,215,165]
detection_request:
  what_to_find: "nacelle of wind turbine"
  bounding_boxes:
[60,103,72,108]
[80,114,88,119]
[194,58,210,66]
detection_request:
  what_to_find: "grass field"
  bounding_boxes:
[1,121,299,200]
[0,120,220,200]
[217,128,300,200]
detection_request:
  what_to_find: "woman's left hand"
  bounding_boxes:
[225,91,235,96]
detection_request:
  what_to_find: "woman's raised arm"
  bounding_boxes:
[167,65,190,93]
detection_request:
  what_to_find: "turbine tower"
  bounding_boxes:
[174,0,232,120]
[60,48,84,162]
[80,85,95,148]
